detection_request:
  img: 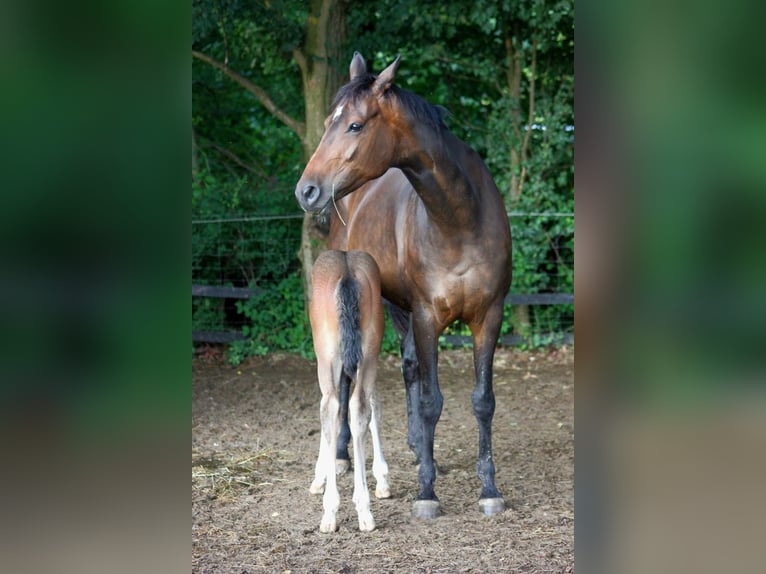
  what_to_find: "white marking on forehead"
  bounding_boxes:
[331,103,344,122]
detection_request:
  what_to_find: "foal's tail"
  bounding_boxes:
[337,270,363,380]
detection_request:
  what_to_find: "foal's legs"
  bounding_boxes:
[309,429,330,494]
[469,300,506,515]
[310,366,346,493]
[348,359,375,531]
[316,361,342,532]
[369,385,391,499]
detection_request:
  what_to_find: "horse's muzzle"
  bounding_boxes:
[296,182,322,211]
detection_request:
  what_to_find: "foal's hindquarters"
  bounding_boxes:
[308,250,390,532]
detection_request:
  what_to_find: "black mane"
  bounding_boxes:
[332,74,448,132]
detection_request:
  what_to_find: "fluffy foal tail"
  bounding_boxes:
[337,270,363,380]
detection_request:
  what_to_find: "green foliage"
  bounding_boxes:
[192,170,302,284]
[192,0,574,359]
[229,270,313,363]
[192,297,226,331]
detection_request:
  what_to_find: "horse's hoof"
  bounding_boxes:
[412,499,440,519]
[335,458,350,475]
[375,485,391,499]
[309,481,324,495]
[319,516,338,533]
[357,511,376,532]
[478,497,505,516]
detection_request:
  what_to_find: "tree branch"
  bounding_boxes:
[293,47,308,77]
[192,50,306,140]
[198,137,267,177]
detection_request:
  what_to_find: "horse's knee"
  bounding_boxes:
[471,387,495,420]
[419,389,443,426]
[401,353,418,384]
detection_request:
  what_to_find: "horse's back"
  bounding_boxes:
[331,167,511,317]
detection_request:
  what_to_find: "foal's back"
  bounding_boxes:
[310,249,384,367]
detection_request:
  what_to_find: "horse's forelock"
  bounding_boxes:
[332,74,447,132]
[332,74,377,110]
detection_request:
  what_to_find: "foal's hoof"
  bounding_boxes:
[308,481,324,495]
[375,484,391,499]
[357,510,376,532]
[335,458,350,475]
[478,497,505,516]
[319,517,339,533]
[412,499,440,519]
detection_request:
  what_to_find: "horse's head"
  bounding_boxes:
[295,52,402,212]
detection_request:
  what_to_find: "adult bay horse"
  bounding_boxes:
[308,249,391,532]
[295,52,512,519]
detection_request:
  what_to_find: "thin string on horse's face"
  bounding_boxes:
[332,183,347,226]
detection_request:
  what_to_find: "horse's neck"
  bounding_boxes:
[398,129,482,232]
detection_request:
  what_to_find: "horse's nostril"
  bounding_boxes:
[301,184,320,206]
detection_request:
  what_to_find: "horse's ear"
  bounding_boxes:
[372,55,401,96]
[349,51,367,80]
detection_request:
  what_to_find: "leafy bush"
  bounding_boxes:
[230,270,313,362]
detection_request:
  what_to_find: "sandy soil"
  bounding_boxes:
[192,346,573,573]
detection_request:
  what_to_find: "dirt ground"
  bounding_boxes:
[192,346,574,573]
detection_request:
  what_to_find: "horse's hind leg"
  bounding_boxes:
[317,362,342,532]
[401,318,424,463]
[470,302,505,516]
[349,363,375,531]
[369,385,391,499]
[386,304,423,463]
[309,430,329,494]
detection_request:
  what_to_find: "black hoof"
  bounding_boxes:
[412,499,440,519]
[478,497,505,516]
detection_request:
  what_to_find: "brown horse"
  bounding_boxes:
[296,53,512,519]
[308,249,391,532]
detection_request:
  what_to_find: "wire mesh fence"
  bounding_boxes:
[192,212,573,348]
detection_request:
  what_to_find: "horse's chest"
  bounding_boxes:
[417,267,488,325]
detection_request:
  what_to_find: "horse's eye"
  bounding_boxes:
[348,122,364,133]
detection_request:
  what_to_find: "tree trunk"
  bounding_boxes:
[193,0,348,312]
[505,31,538,340]
[294,0,347,307]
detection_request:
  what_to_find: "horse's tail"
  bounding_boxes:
[337,267,363,380]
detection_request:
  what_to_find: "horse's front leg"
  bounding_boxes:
[470,301,505,515]
[400,322,423,463]
[410,314,443,519]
